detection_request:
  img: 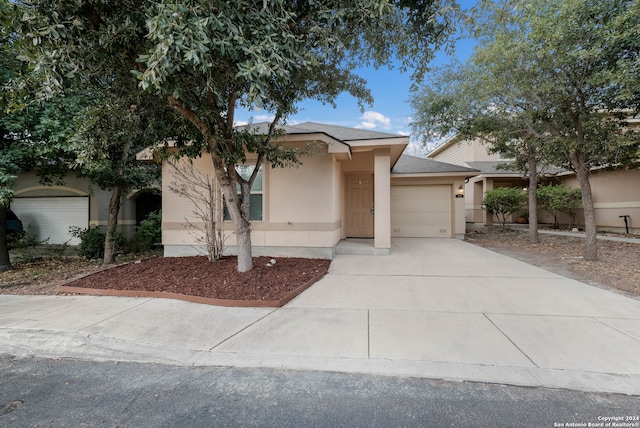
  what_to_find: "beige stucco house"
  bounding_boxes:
[428,136,534,226]
[158,122,479,259]
[11,171,160,245]
[428,136,640,234]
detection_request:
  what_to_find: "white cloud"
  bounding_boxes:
[403,142,428,157]
[254,114,276,122]
[357,121,377,130]
[396,130,410,136]
[355,111,391,130]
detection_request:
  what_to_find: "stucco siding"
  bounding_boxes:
[268,151,335,223]
[341,151,374,172]
[13,170,138,239]
[559,168,640,233]
[162,148,342,256]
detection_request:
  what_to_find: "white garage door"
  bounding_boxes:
[11,197,89,245]
[391,185,452,237]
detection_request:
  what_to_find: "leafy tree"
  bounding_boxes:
[412,0,640,260]
[482,187,526,228]
[71,87,165,265]
[537,184,582,229]
[1,2,84,270]
[410,61,547,244]
[10,0,460,272]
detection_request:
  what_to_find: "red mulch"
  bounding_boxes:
[63,256,331,301]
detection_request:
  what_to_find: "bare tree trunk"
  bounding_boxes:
[103,138,132,265]
[221,181,253,272]
[569,152,597,261]
[103,185,122,265]
[212,156,253,273]
[527,154,540,244]
[0,206,11,272]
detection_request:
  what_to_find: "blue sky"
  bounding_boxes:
[235,3,478,153]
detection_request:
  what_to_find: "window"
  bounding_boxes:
[223,165,263,221]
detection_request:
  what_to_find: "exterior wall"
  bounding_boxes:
[431,138,502,166]
[430,141,466,166]
[341,151,374,173]
[469,139,502,162]
[161,155,213,249]
[12,171,138,239]
[558,168,640,234]
[390,176,467,239]
[257,149,341,252]
[162,147,342,259]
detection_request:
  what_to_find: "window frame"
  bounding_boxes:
[223,164,264,222]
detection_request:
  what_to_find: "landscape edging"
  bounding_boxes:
[58,270,325,308]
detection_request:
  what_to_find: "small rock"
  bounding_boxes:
[270,259,277,264]
[266,263,272,267]
[571,228,579,233]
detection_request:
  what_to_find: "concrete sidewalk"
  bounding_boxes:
[1,238,639,395]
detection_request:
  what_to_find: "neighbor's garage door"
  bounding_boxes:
[11,197,89,245]
[391,185,451,237]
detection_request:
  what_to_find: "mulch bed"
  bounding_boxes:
[60,256,331,306]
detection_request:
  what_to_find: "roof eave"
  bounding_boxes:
[391,171,479,178]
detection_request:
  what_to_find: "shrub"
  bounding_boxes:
[537,185,582,229]
[482,187,527,228]
[70,226,127,259]
[133,210,162,252]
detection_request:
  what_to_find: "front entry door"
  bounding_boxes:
[346,174,374,238]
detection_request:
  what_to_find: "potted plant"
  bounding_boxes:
[515,212,529,224]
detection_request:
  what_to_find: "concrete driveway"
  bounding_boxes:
[1,238,639,394]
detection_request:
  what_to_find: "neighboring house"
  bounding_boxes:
[427,136,529,226]
[151,122,479,259]
[11,171,160,245]
[428,136,640,234]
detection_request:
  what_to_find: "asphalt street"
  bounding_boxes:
[1,355,639,427]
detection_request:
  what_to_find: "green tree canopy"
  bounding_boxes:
[10,0,461,271]
[1,1,89,270]
[411,0,640,259]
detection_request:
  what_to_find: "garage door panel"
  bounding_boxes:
[12,197,89,245]
[391,185,452,238]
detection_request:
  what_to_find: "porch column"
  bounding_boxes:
[454,179,466,239]
[374,148,391,251]
[473,180,484,223]
[483,178,494,226]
